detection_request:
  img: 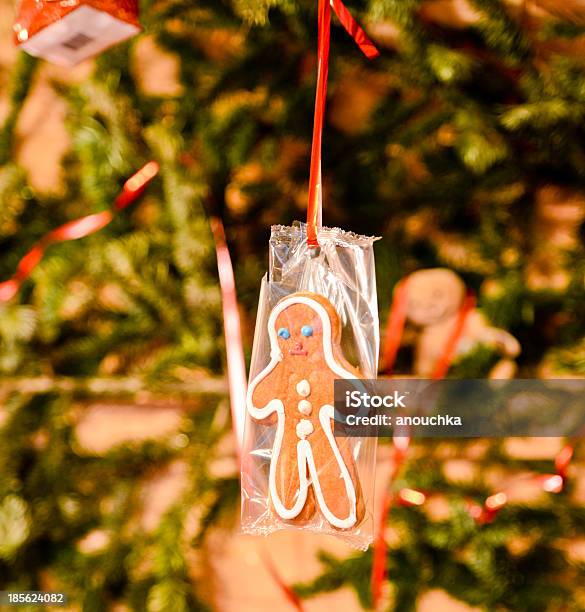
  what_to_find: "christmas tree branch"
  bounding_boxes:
[0,375,228,397]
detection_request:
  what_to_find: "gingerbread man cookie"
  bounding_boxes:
[247,292,365,530]
[405,269,520,378]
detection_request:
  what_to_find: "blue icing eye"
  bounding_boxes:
[277,327,290,340]
[301,325,313,337]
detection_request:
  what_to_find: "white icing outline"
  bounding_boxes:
[247,294,358,529]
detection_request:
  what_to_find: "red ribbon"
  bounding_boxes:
[210,217,247,457]
[331,0,380,60]
[261,548,305,612]
[431,291,475,380]
[380,280,409,376]
[306,0,379,247]
[371,436,409,607]
[0,161,159,303]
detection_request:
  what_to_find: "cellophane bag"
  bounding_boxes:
[241,222,379,549]
[13,0,140,66]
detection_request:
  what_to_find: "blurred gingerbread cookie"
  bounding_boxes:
[382,268,520,379]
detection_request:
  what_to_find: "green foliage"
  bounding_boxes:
[231,0,283,25]
[0,53,37,165]
[427,45,475,84]
[296,441,585,611]
[295,551,374,609]
[468,0,532,61]
[0,392,236,609]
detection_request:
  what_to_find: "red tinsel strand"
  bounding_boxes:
[210,217,247,456]
[394,443,575,527]
[431,291,475,380]
[331,0,380,60]
[380,279,409,376]
[0,161,160,303]
[371,437,410,608]
[260,549,305,612]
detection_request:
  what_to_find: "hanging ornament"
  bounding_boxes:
[381,268,521,379]
[13,0,140,66]
[240,0,380,549]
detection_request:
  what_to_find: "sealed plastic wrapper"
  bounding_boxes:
[241,223,379,549]
[13,0,140,66]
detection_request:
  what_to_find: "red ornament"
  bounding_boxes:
[13,0,140,66]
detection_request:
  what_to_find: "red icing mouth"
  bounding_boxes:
[289,349,308,356]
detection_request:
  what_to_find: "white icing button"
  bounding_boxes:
[296,419,314,440]
[297,399,312,415]
[296,379,311,397]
